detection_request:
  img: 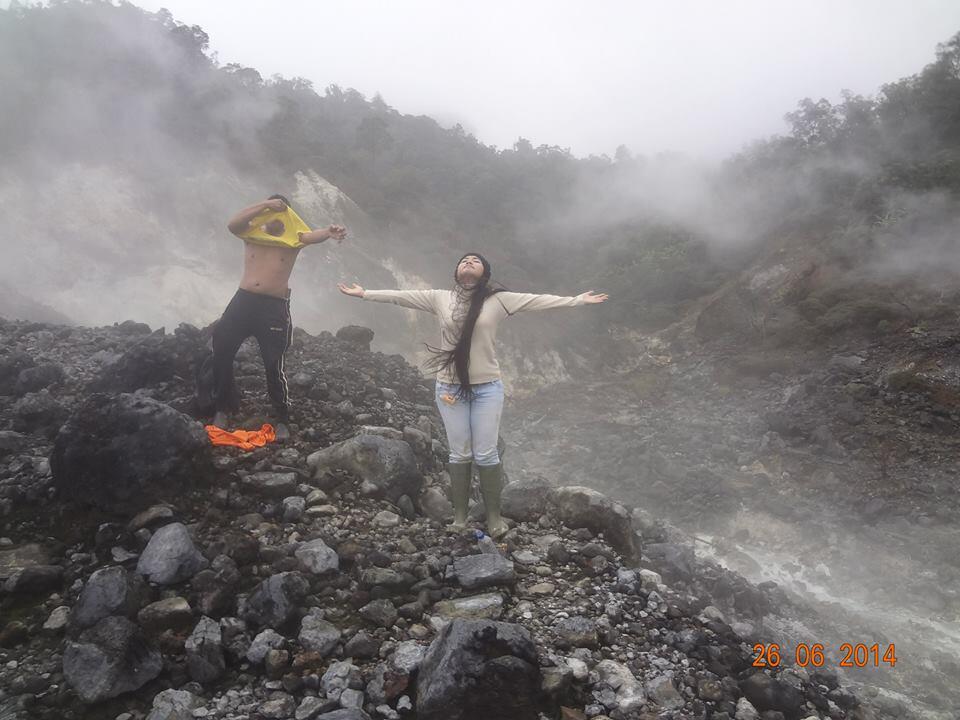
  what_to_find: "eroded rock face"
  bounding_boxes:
[51,393,212,511]
[417,619,541,720]
[306,434,422,502]
[547,486,641,563]
[62,616,162,703]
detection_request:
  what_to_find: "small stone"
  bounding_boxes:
[373,510,401,528]
[360,599,398,628]
[433,593,505,620]
[43,605,70,633]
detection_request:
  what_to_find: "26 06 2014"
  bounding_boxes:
[752,643,897,668]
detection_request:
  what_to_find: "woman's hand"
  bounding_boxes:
[580,290,609,304]
[337,282,365,298]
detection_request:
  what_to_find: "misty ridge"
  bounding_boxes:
[0,0,959,360]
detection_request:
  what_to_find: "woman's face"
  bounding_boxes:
[456,255,483,283]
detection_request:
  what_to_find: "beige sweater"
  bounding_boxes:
[362,287,587,384]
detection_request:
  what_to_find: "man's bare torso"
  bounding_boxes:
[239,241,300,299]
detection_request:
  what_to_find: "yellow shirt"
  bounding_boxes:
[239,206,312,249]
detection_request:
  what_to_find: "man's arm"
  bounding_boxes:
[227,198,284,236]
[298,224,347,245]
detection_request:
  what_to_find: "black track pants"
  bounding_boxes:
[211,288,292,419]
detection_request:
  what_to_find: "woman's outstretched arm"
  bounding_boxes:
[337,283,440,314]
[497,290,608,314]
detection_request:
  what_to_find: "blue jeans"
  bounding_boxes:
[434,379,504,466]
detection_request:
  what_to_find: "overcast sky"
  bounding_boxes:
[125,1,960,160]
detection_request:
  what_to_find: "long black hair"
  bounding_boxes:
[423,252,508,402]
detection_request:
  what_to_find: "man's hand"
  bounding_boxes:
[326,224,347,242]
[227,198,286,235]
[337,282,365,298]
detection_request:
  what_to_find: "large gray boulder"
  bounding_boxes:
[136,522,208,585]
[70,566,144,631]
[51,393,212,512]
[500,477,552,521]
[417,619,541,720]
[452,554,515,590]
[306,435,422,502]
[547,486,641,563]
[62,616,162,703]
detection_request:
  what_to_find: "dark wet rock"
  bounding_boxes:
[739,673,805,720]
[417,619,541,720]
[2,564,62,595]
[501,477,553,521]
[335,325,375,349]
[247,629,286,664]
[299,609,341,656]
[145,688,201,720]
[128,505,176,533]
[62,616,162,703]
[70,565,144,630]
[453,553,515,590]
[307,434,423,502]
[344,630,380,659]
[190,554,241,617]
[367,660,412,705]
[554,616,598,649]
[643,542,695,583]
[245,572,310,629]
[547,486,640,562]
[51,393,212,511]
[89,332,203,394]
[359,598,398,628]
[0,351,35,394]
[185,616,225,684]
[313,710,371,720]
[434,593,505,620]
[136,522,208,585]
[0,543,49,581]
[242,471,299,498]
[0,430,28,457]
[419,486,453,522]
[12,390,67,438]
[295,538,340,575]
[15,362,65,395]
[259,694,298,719]
[0,621,29,647]
[138,597,193,633]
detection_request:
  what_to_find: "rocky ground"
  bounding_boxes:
[0,316,880,720]
[502,303,960,718]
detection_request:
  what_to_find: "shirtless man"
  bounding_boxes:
[211,194,346,439]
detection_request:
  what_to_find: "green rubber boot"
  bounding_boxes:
[477,462,508,539]
[446,461,472,530]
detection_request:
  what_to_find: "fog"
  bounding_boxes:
[127,0,960,159]
[1,2,959,717]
